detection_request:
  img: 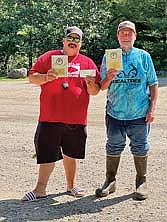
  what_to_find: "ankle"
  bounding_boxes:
[34,182,47,195]
[67,184,76,191]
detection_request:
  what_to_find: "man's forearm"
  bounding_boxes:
[87,83,100,95]
[149,84,158,111]
[100,78,111,90]
[29,73,48,85]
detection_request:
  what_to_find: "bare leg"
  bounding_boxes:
[63,155,77,191]
[33,162,55,196]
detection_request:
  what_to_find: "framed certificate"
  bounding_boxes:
[51,55,68,77]
[105,49,122,71]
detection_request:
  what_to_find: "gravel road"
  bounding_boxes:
[0,78,167,222]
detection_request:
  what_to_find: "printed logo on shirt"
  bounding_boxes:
[68,62,80,77]
[112,64,141,84]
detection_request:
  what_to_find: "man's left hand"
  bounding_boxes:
[85,76,96,87]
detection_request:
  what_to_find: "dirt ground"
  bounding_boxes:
[0,78,167,222]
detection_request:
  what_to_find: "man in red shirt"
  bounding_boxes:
[22,26,100,201]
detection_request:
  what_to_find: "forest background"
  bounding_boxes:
[0,0,167,77]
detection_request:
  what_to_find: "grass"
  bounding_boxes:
[158,73,167,78]
[0,77,28,81]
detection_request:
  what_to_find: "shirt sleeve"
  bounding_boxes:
[145,53,158,86]
[29,51,52,75]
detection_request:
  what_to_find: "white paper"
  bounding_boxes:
[80,69,96,77]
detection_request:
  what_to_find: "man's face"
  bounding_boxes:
[63,33,82,56]
[117,28,136,52]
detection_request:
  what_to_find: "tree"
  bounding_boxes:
[0,0,166,76]
[117,0,167,70]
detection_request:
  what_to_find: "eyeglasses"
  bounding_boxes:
[66,36,81,43]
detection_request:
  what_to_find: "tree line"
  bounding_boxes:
[0,0,167,76]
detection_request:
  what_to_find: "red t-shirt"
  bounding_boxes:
[29,50,100,125]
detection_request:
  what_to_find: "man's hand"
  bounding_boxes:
[85,76,96,87]
[100,68,118,90]
[46,69,59,82]
[106,68,118,80]
[145,109,155,123]
[146,84,158,123]
[85,76,100,95]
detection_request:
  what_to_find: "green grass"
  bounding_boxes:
[0,77,28,81]
[158,73,167,78]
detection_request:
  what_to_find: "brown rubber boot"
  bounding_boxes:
[95,155,120,197]
[133,155,148,200]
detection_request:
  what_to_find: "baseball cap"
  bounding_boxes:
[65,26,83,39]
[117,21,136,34]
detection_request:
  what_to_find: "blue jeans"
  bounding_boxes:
[106,114,150,156]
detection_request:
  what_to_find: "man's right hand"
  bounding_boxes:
[100,68,118,90]
[46,69,59,82]
[106,68,118,81]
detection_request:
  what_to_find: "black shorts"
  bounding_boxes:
[34,122,87,164]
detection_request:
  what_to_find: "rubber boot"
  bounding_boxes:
[133,155,148,200]
[95,155,120,197]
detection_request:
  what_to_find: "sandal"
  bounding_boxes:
[67,187,85,197]
[21,191,47,202]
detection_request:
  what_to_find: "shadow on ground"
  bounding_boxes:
[0,192,134,221]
